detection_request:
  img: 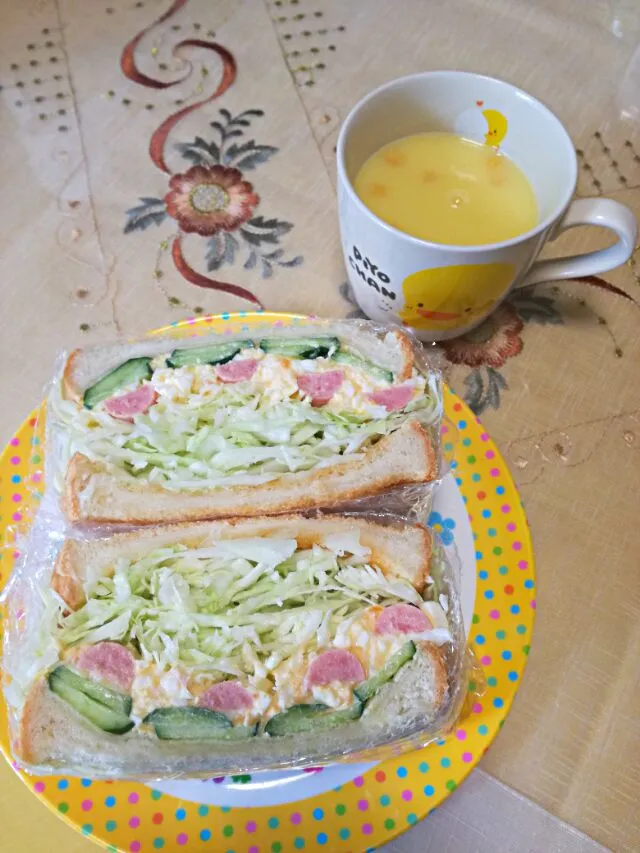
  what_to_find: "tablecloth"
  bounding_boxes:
[1,1,639,851]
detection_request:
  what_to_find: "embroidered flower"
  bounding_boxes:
[441,304,524,369]
[428,511,456,546]
[164,165,259,236]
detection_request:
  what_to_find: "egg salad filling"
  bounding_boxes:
[52,342,441,491]
[47,534,450,728]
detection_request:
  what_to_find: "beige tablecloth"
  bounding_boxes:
[1,1,639,851]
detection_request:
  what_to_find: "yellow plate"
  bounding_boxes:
[0,313,534,853]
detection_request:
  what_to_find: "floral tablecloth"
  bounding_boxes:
[1,1,639,851]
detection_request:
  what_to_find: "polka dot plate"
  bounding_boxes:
[0,313,535,853]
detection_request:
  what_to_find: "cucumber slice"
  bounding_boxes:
[143,706,257,741]
[265,700,363,737]
[331,351,394,383]
[48,670,134,734]
[83,358,152,410]
[354,641,416,704]
[51,666,132,716]
[258,337,340,359]
[167,341,253,368]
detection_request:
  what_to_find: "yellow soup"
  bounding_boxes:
[354,132,538,246]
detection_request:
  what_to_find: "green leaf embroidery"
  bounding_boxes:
[205,232,238,271]
[175,136,221,167]
[223,140,279,169]
[248,216,293,236]
[463,366,508,414]
[126,108,303,283]
[235,147,279,170]
[278,255,303,268]
[508,289,563,325]
[124,197,167,234]
[239,227,280,246]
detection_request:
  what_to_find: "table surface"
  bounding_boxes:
[1,1,639,851]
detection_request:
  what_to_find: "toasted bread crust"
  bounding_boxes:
[18,679,46,764]
[63,452,93,522]
[391,329,415,382]
[51,541,85,611]
[51,513,432,610]
[417,641,448,707]
[64,420,436,525]
[61,349,83,404]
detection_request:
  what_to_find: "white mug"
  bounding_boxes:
[336,71,638,341]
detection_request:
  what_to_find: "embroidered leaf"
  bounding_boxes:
[235,147,279,170]
[233,109,264,120]
[224,232,239,263]
[223,141,247,163]
[463,370,484,414]
[239,227,279,247]
[205,232,238,271]
[509,290,563,325]
[212,111,251,152]
[262,249,284,261]
[241,246,302,272]
[223,140,278,169]
[212,108,263,144]
[340,281,361,310]
[492,367,508,389]
[247,216,293,236]
[463,366,508,415]
[178,148,209,166]
[485,367,507,410]
[338,282,367,320]
[205,234,224,271]
[261,257,274,278]
[278,255,304,268]
[176,136,221,167]
[124,197,167,234]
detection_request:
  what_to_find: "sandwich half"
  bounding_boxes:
[52,321,441,524]
[16,515,454,776]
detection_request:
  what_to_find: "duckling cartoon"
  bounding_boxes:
[400,262,515,332]
[483,109,508,147]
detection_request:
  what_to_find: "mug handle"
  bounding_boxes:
[517,197,637,288]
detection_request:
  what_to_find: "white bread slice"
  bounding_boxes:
[18,643,448,776]
[52,513,432,611]
[62,321,416,403]
[363,641,448,725]
[22,517,449,775]
[64,420,437,525]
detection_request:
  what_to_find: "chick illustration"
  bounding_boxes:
[483,108,508,147]
[400,263,515,331]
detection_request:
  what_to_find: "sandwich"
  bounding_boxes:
[15,515,457,776]
[52,322,441,524]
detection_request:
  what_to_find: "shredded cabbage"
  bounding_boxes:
[53,537,427,679]
[50,358,441,491]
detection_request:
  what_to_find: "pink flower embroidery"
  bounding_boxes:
[442,305,524,369]
[165,165,259,236]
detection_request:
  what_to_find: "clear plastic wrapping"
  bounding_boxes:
[2,317,475,780]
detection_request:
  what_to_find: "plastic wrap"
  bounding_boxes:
[2,316,477,779]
